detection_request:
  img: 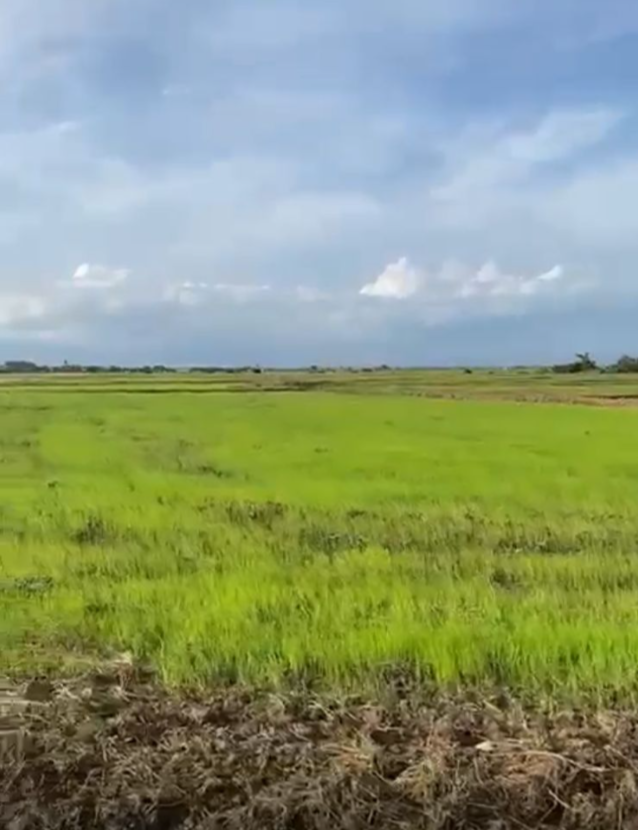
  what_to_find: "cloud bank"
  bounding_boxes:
[0,0,637,363]
[360,258,579,307]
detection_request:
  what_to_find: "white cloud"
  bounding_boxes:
[361,256,578,311]
[505,110,621,163]
[457,261,567,299]
[419,107,638,274]
[360,257,423,299]
[541,159,638,246]
[432,108,622,207]
[164,281,272,306]
[254,192,381,250]
[0,293,47,327]
[212,283,271,302]
[0,8,633,365]
[0,254,595,359]
[72,263,130,289]
[537,264,564,282]
[0,0,115,65]
[164,281,209,306]
[295,285,330,303]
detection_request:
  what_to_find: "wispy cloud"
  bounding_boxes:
[432,108,623,206]
[164,281,209,306]
[212,283,271,301]
[0,294,47,327]
[361,257,586,310]
[71,263,130,289]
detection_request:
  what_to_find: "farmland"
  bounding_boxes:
[3,369,638,696]
[7,368,638,827]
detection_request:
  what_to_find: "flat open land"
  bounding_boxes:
[4,368,638,827]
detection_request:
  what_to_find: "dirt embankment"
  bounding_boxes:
[3,669,638,829]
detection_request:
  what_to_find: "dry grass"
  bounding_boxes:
[4,665,638,829]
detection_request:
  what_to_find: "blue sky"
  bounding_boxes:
[2,0,638,365]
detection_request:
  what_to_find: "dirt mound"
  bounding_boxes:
[3,670,638,829]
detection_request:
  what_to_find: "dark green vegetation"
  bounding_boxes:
[2,364,638,401]
[2,369,638,696]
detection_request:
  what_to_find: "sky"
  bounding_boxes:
[2,0,638,366]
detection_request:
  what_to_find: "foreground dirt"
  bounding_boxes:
[3,669,638,829]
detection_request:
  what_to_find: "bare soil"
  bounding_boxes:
[3,668,638,829]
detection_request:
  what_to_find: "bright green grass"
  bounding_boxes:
[3,386,638,696]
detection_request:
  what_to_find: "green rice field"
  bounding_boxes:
[3,370,638,697]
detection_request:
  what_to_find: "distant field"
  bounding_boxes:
[3,371,638,697]
[1,366,638,404]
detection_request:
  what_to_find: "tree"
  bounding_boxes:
[552,352,598,374]
[575,352,597,371]
[608,355,638,373]
[3,360,40,373]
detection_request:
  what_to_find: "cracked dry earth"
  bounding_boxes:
[3,669,638,829]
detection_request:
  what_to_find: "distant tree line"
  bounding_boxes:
[552,353,638,374]
[0,361,178,374]
[0,361,266,374]
[3,356,638,375]
[551,353,598,374]
[188,366,262,374]
[607,355,638,373]
[0,362,387,375]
